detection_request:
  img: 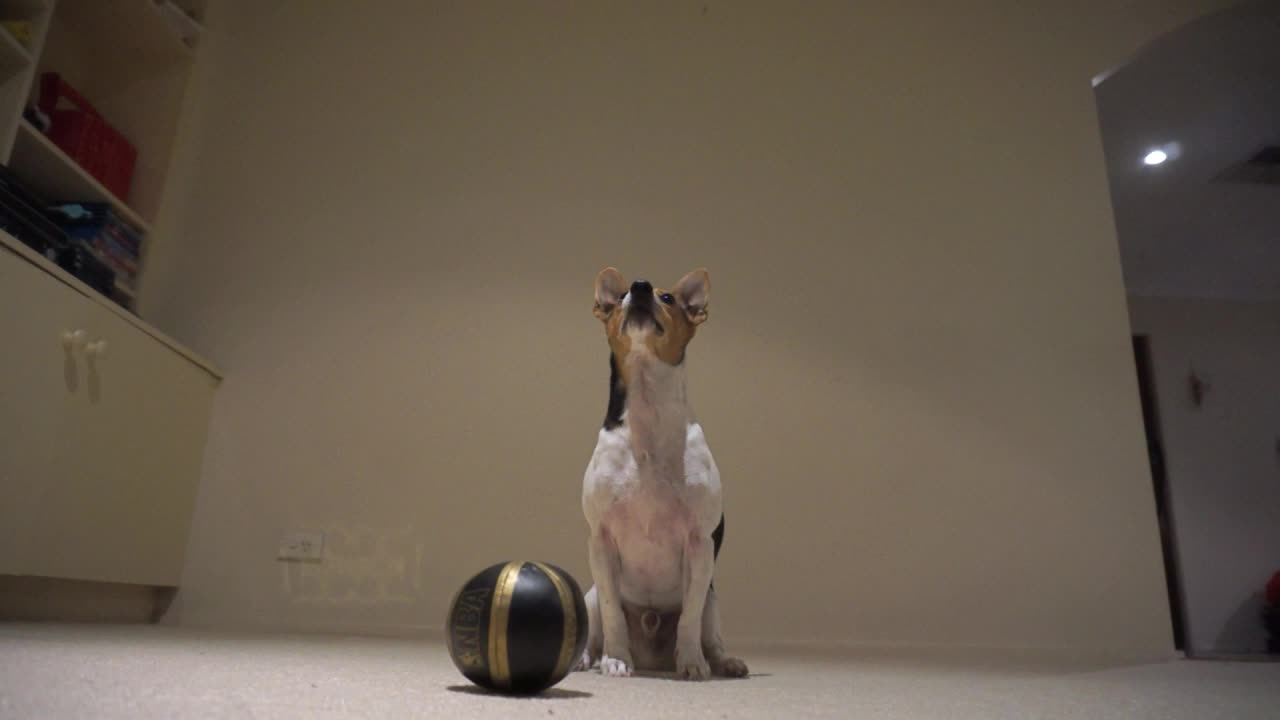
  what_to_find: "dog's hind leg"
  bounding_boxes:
[574,585,603,671]
[702,586,749,678]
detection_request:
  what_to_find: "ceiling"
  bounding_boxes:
[1095,0,1280,302]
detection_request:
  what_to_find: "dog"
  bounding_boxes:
[575,267,749,680]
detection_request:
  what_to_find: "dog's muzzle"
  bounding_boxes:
[623,280,663,335]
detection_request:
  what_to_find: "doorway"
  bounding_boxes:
[1097,0,1280,657]
[1132,335,1186,652]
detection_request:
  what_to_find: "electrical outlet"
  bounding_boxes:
[278,531,324,562]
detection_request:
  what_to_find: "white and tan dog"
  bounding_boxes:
[576,267,748,681]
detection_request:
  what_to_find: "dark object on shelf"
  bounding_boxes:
[37,73,137,201]
[0,163,118,303]
[48,202,142,295]
[0,163,68,261]
[60,241,116,298]
[22,106,51,133]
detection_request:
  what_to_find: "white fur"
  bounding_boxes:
[578,343,744,680]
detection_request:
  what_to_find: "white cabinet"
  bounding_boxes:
[0,241,217,586]
[0,242,83,575]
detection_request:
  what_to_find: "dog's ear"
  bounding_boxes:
[594,267,627,320]
[674,268,710,325]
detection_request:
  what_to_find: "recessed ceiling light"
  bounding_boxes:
[1143,149,1169,166]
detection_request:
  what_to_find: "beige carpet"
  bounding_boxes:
[2,624,1278,719]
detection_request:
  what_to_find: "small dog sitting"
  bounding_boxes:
[576,267,748,680]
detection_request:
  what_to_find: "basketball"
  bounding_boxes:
[445,561,589,694]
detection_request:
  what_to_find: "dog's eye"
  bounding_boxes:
[659,293,675,305]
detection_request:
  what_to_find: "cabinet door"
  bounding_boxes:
[21,298,216,586]
[0,248,88,575]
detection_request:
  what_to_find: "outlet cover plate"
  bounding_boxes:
[278,531,324,562]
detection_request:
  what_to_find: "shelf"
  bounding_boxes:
[55,0,195,63]
[0,22,32,74]
[9,119,152,233]
[155,1,203,48]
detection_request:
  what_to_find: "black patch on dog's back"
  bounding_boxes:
[711,513,725,591]
[712,513,725,560]
[603,353,626,430]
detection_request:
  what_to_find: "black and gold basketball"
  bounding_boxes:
[446,561,588,694]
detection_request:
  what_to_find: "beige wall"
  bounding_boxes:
[1129,297,1280,654]
[144,0,1241,652]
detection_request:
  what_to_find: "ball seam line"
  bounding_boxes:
[532,562,577,681]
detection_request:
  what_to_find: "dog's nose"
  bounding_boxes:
[630,280,653,303]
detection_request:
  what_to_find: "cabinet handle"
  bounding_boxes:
[62,329,88,351]
[85,339,109,358]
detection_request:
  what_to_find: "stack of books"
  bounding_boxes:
[49,202,143,305]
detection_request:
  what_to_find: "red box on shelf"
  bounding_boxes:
[37,73,137,201]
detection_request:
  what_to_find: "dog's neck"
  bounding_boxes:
[606,350,691,476]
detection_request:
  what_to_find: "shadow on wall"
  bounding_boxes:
[1213,591,1268,656]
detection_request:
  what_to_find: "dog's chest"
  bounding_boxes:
[583,422,719,520]
[583,422,721,607]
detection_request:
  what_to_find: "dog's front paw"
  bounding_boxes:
[573,648,599,672]
[675,647,711,681]
[599,654,632,678]
[712,655,749,678]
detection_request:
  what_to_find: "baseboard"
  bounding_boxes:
[168,613,446,642]
[1187,651,1280,663]
[0,575,173,624]
[730,634,1184,665]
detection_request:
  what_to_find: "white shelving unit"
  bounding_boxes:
[0,0,219,604]
[0,0,205,312]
